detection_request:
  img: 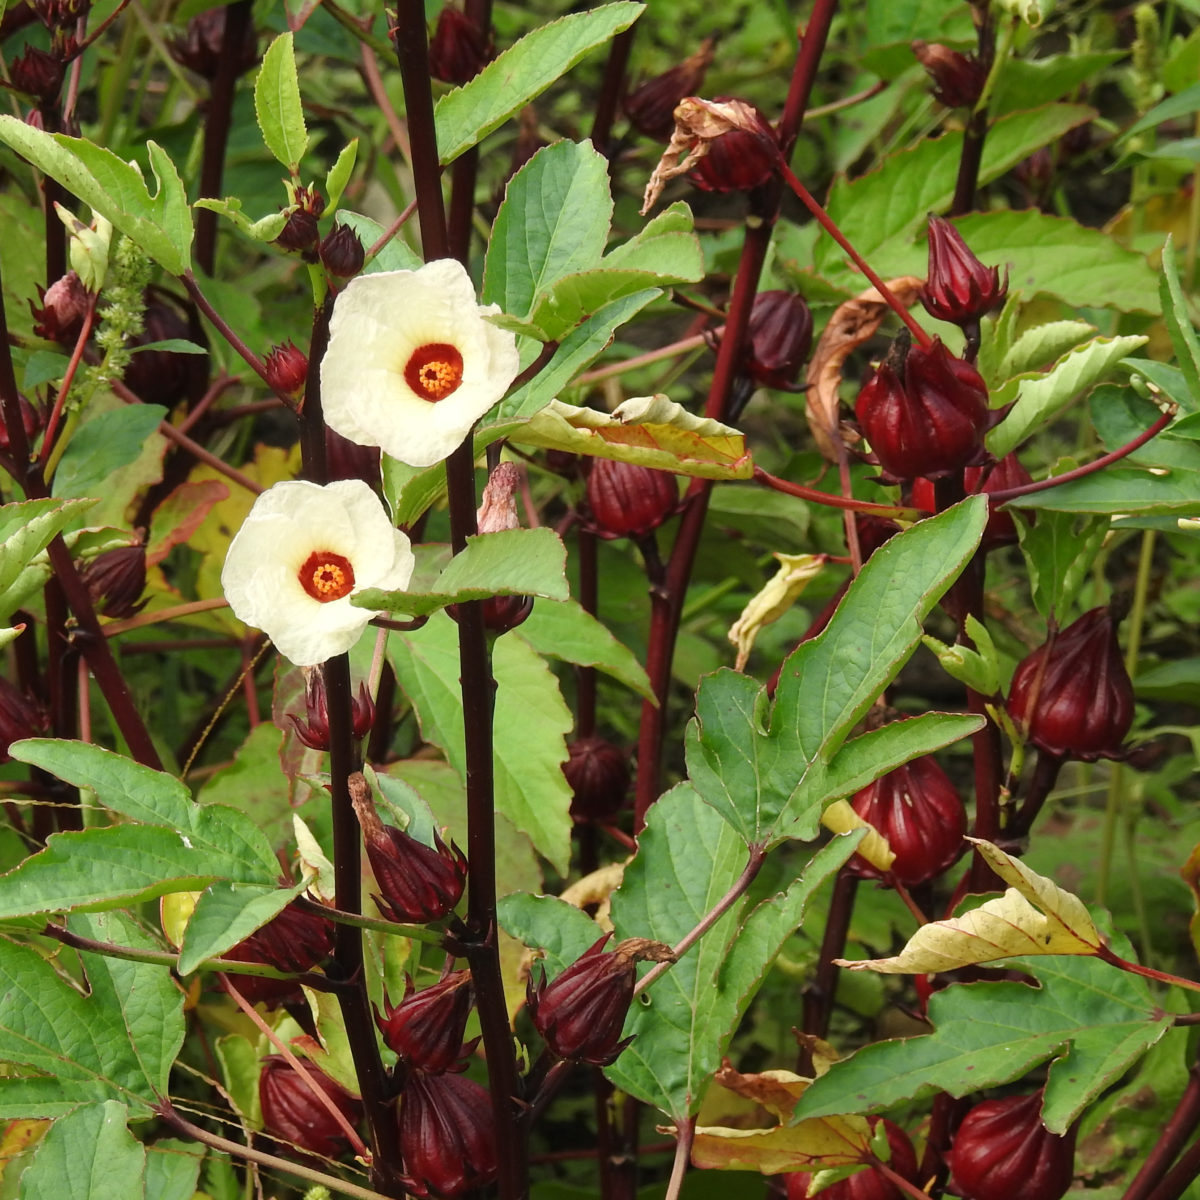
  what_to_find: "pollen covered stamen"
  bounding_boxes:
[299,550,356,603]
[405,342,464,402]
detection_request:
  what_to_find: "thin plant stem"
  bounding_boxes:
[799,870,858,1073]
[591,27,636,156]
[1143,1134,1200,1200]
[875,1161,931,1200]
[39,293,99,470]
[663,1117,696,1200]
[1125,1059,1200,1200]
[754,467,916,517]
[1097,530,1155,906]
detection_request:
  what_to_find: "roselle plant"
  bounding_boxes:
[0,2,1199,1199]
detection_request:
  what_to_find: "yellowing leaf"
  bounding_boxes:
[691,1115,870,1174]
[728,553,826,670]
[511,394,752,479]
[820,800,894,873]
[837,838,1102,974]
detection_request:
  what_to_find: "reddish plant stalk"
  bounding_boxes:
[1124,1059,1200,1200]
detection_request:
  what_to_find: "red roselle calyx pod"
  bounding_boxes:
[624,38,715,142]
[947,1091,1076,1200]
[399,1070,497,1198]
[688,98,778,193]
[427,5,492,85]
[30,270,90,344]
[123,299,193,407]
[350,773,466,923]
[786,1119,919,1200]
[318,223,365,281]
[259,1055,362,1160]
[912,40,986,109]
[585,457,679,541]
[289,670,374,752]
[169,8,258,80]
[376,971,475,1073]
[528,934,674,1065]
[563,735,631,823]
[847,753,967,887]
[0,677,50,763]
[0,394,41,455]
[854,334,990,481]
[224,899,335,975]
[9,45,66,104]
[264,340,308,398]
[742,290,813,389]
[921,215,1008,326]
[1006,608,1134,762]
[913,453,1032,548]
[79,542,147,619]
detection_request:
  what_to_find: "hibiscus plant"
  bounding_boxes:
[0,1,1199,1198]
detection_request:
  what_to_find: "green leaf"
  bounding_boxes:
[254,33,308,170]
[177,880,304,975]
[340,210,424,273]
[685,500,986,846]
[0,498,95,608]
[22,348,70,388]
[995,319,1096,385]
[517,598,655,702]
[496,893,604,978]
[354,527,569,617]
[988,335,1148,459]
[192,197,289,243]
[1091,386,1200,473]
[1160,236,1200,404]
[1124,357,1198,414]
[484,140,613,319]
[991,52,1125,117]
[144,1139,204,1200]
[793,950,1174,1136]
[1014,509,1109,619]
[1008,466,1200,515]
[324,139,358,212]
[814,105,1094,283]
[434,4,644,163]
[0,910,184,1116]
[0,118,191,274]
[19,1102,145,1200]
[51,405,167,501]
[388,613,573,874]
[603,787,859,1118]
[1115,82,1200,146]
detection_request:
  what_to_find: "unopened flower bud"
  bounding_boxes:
[528,934,673,1065]
[786,1119,919,1200]
[688,99,778,194]
[742,290,813,389]
[275,187,323,255]
[920,215,1007,326]
[351,773,467,924]
[80,542,147,620]
[585,458,679,541]
[169,8,258,80]
[289,671,375,752]
[376,971,475,1073]
[399,1070,497,1197]
[123,299,193,407]
[1007,608,1134,761]
[624,39,715,142]
[10,45,65,104]
[947,1091,1076,1200]
[427,5,493,84]
[563,736,630,823]
[264,341,308,397]
[259,1055,362,1160]
[0,677,50,763]
[846,753,966,886]
[912,40,986,109]
[854,334,990,481]
[29,271,90,344]
[319,224,365,281]
[224,898,335,975]
[34,0,87,33]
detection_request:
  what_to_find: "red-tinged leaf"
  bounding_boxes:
[146,479,230,568]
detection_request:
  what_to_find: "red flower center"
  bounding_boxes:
[405,343,464,401]
[299,551,356,602]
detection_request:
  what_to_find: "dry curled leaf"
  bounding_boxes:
[804,278,924,461]
[727,553,826,670]
[836,838,1102,974]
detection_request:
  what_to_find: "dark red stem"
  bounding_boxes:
[1125,1059,1200,1200]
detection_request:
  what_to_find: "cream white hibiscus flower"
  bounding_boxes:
[320,259,521,468]
[221,479,414,667]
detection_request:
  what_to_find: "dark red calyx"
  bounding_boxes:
[687,98,778,193]
[854,334,990,481]
[318,224,365,281]
[920,215,1008,326]
[376,971,475,1073]
[289,671,375,752]
[947,1090,1076,1200]
[80,543,147,620]
[624,38,715,142]
[399,1070,498,1197]
[913,453,1032,547]
[742,290,813,389]
[0,677,50,764]
[1006,607,1134,762]
[10,45,65,104]
[528,934,673,1065]
[786,1118,919,1200]
[847,752,966,887]
[224,899,335,975]
[563,735,631,824]
[168,8,258,80]
[351,773,467,924]
[122,298,194,407]
[258,1055,362,1160]
[264,340,308,397]
[911,40,986,109]
[585,457,679,541]
[427,6,493,85]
